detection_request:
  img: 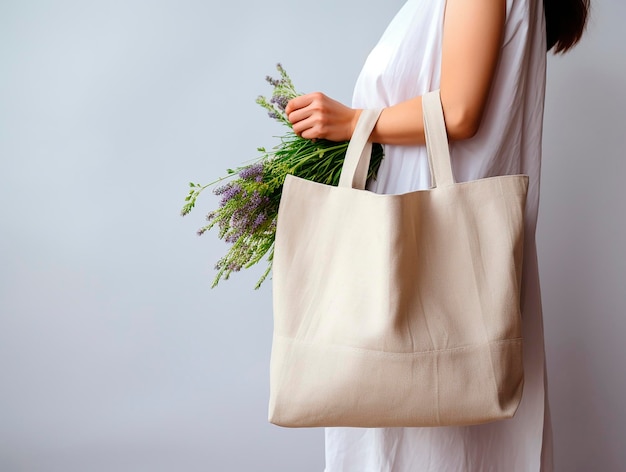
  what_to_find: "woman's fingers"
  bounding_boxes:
[287,93,321,138]
[292,116,321,140]
[287,106,313,128]
[286,93,319,116]
[287,93,321,123]
[286,92,356,141]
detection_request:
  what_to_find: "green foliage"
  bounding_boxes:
[181,64,384,289]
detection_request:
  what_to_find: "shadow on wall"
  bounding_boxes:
[541,63,626,472]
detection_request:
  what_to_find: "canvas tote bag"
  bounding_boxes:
[269,90,526,427]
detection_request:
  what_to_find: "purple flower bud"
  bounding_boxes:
[265,75,280,87]
[225,232,239,244]
[239,162,264,181]
[230,207,250,232]
[213,184,229,195]
[251,212,267,231]
[271,95,289,111]
[250,190,270,209]
[218,183,242,206]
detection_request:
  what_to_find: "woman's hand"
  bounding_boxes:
[285,92,361,142]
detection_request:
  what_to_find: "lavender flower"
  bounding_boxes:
[270,95,289,112]
[225,231,241,244]
[213,183,230,195]
[251,212,267,231]
[239,162,264,181]
[250,190,269,209]
[265,75,281,87]
[215,183,242,206]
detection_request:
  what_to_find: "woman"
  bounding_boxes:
[285,0,589,470]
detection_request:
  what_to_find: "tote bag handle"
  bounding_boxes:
[338,109,383,189]
[338,90,455,190]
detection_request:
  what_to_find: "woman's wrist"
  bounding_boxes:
[350,109,363,140]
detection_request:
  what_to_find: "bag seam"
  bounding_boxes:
[273,333,522,358]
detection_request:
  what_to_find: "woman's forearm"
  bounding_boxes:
[365,96,425,146]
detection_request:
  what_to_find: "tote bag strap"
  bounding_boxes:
[338,109,383,190]
[339,90,454,190]
[422,90,455,187]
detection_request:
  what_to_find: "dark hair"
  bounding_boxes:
[544,0,590,53]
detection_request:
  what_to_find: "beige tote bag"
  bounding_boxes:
[269,90,526,428]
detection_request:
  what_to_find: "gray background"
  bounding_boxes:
[0,0,624,471]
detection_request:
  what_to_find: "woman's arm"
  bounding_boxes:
[285,0,506,144]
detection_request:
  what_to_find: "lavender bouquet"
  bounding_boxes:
[181,64,384,289]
